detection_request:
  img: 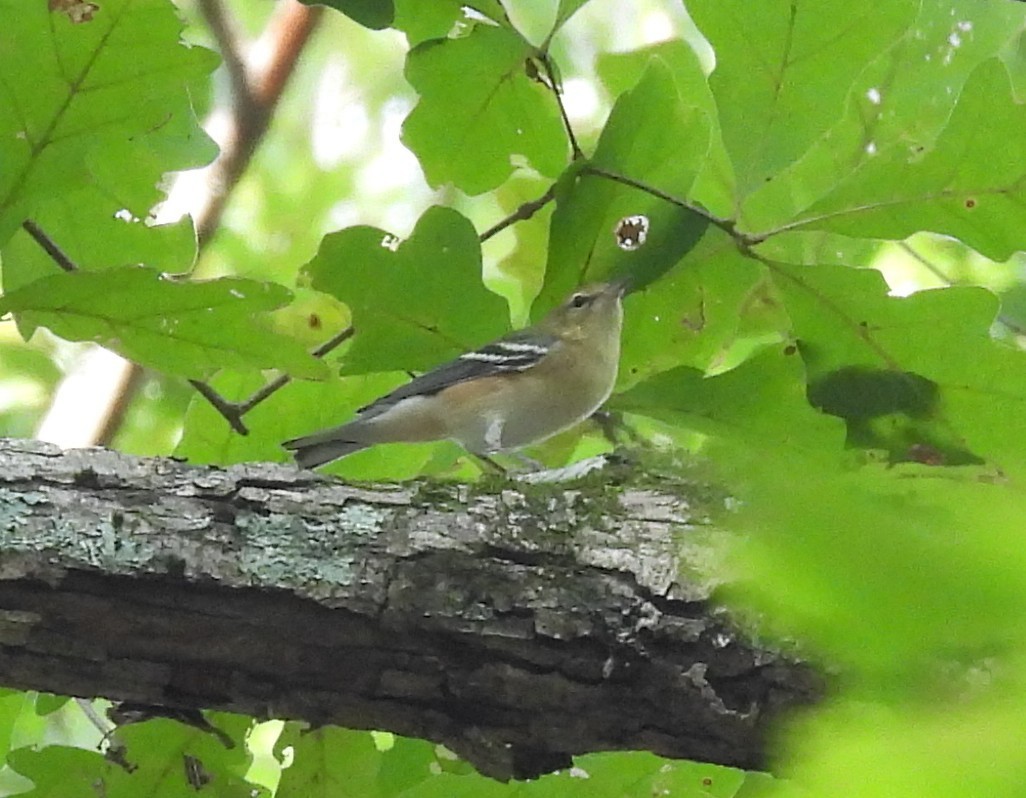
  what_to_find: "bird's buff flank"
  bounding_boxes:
[283,280,628,468]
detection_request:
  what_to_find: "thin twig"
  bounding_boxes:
[189,379,249,434]
[189,324,355,434]
[76,697,114,739]
[236,324,355,416]
[580,165,743,241]
[479,182,558,242]
[22,220,79,272]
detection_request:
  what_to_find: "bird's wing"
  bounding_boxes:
[356,331,559,419]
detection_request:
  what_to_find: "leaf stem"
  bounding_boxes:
[537,52,583,160]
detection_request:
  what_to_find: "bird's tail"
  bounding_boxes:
[282,426,369,469]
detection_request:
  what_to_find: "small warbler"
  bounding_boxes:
[283,280,627,468]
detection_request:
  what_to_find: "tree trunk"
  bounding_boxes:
[0,438,819,780]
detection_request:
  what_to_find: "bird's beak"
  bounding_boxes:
[608,275,633,297]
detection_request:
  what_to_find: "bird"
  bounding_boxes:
[283,279,628,469]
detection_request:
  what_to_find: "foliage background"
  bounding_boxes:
[2,0,1026,795]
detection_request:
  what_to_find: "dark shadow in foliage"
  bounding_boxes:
[807,364,982,466]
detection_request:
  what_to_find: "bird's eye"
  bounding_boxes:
[569,293,591,309]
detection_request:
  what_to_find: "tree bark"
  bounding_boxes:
[0,438,819,780]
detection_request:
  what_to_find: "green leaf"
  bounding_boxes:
[740,0,1026,234]
[0,691,33,756]
[7,746,103,798]
[783,698,1026,798]
[276,726,436,798]
[0,267,326,379]
[402,24,566,194]
[33,694,69,717]
[691,0,915,199]
[0,0,218,247]
[731,443,1026,678]
[301,0,394,29]
[393,0,465,44]
[6,692,49,751]
[105,715,260,798]
[397,751,746,798]
[597,41,735,218]
[303,206,509,374]
[2,213,196,294]
[620,348,1026,679]
[614,346,846,462]
[550,0,592,37]
[392,1,512,44]
[616,233,768,389]
[5,714,261,797]
[779,59,1026,261]
[539,58,765,388]
[541,58,711,311]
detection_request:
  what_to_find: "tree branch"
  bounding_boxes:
[0,439,820,781]
[189,323,356,435]
[188,378,250,435]
[236,324,355,416]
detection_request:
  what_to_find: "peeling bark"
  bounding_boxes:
[0,439,819,780]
